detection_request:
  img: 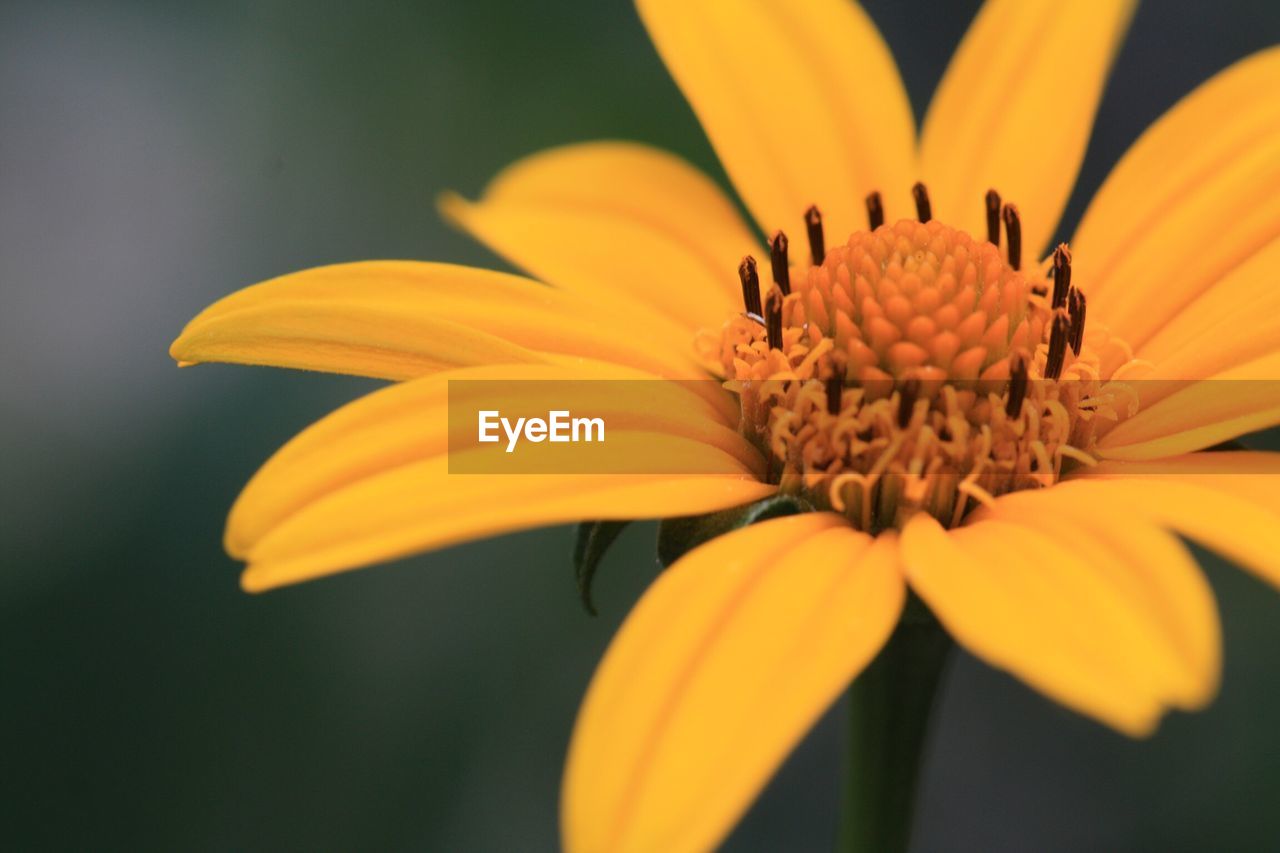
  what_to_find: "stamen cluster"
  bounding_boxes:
[705,195,1138,532]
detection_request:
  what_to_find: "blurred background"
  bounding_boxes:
[3,0,1279,849]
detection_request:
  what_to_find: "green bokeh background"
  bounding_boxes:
[3,1,1279,849]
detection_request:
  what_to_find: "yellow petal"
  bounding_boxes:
[1005,472,1280,590]
[901,513,1164,736]
[440,142,757,333]
[1137,237,1280,378]
[1084,449,1280,501]
[243,458,775,592]
[1081,454,1280,561]
[979,499,1221,710]
[563,515,903,853]
[170,261,701,381]
[1097,350,1280,459]
[920,0,1136,257]
[635,0,916,242]
[1073,47,1280,347]
[228,363,763,558]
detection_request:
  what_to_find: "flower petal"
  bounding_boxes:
[635,0,916,242]
[1137,236,1280,378]
[170,261,701,381]
[243,461,774,592]
[901,513,1165,736]
[563,515,903,853]
[440,142,757,333]
[920,0,1137,257]
[1012,469,1280,590]
[228,363,762,560]
[1082,452,1280,538]
[977,498,1221,710]
[1073,47,1280,347]
[1096,351,1280,459]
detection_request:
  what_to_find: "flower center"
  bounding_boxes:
[704,186,1140,533]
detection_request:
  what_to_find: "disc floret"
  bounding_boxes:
[706,201,1138,532]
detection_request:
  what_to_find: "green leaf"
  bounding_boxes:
[656,493,813,568]
[573,521,631,616]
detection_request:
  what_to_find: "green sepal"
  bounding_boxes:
[656,493,814,568]
[573,521,631,616]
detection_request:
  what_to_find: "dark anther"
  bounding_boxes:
[825,375,842,415]
[738,255,763,318]
[1005,352,1028,418]
[1045,311,1070,380]
[912,182,932,223]
[805,205,826,265]
[765,288,784,350]
[897,378,921,428]
[769,231,791,296]
[826,354,847,415]
[1068,288,1087,356]
[1002,203,1022,270]
[985,189,1002,246]
[865,191,884,230]
[1051,244,1072,309]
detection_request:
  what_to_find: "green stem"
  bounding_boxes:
[838,600,953,853]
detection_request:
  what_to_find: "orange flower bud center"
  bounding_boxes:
[704,217,1139,532]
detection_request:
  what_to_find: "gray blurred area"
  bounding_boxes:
[2,0,1279,849]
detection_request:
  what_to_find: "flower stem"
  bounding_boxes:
[839,599,953,853]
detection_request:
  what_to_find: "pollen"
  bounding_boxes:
[702,192,1141,533]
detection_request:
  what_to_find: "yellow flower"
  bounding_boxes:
[171,0,1280,850]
